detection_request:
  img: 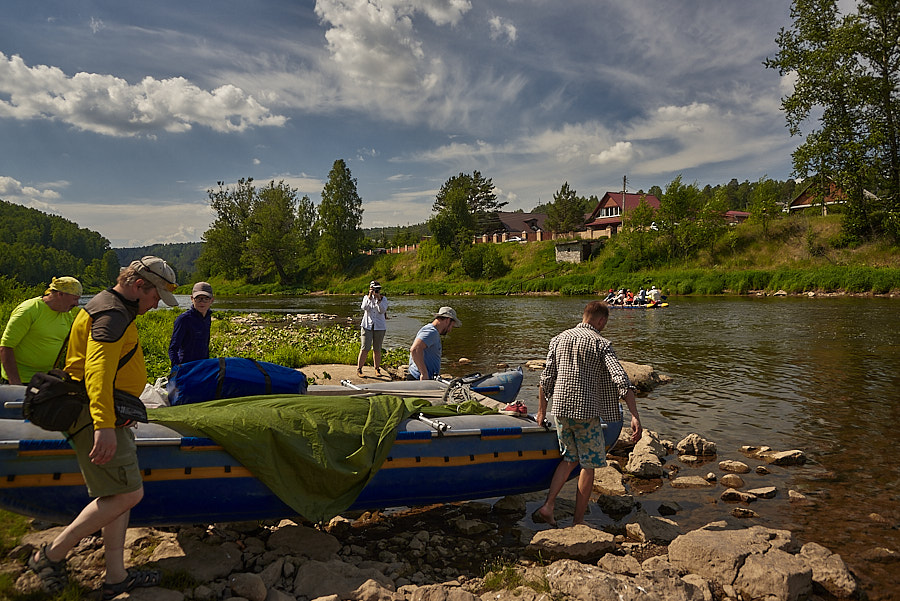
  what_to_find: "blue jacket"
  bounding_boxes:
[168,307,212,366]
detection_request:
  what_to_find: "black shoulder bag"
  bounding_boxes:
[23,343,148,432]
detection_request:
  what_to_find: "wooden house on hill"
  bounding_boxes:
[725,210,750,225]
[475,211,549,243]
[788,177,848,215]
[584,192,661,238]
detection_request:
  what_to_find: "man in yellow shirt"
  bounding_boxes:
[26,257,177,597]
[0,277,81,385]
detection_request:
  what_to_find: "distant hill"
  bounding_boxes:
[114,242,203,281]
[0,199,119,288]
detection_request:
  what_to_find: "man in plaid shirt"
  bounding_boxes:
[534,300,642,527]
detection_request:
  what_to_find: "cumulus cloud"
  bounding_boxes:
[590,141,635,165]
[488,16,516,43]
[0,52,287,137]
[0,175,63,205]
[314,0,470,88]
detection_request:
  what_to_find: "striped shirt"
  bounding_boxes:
[540,322,633,422]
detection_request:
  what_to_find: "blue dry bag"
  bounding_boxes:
[167,358,308,406]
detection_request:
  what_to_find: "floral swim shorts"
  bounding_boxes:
[555,416,607,468]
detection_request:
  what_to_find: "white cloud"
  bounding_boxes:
[590,141,635,165]
[56,201,215,247]
[488,16,516,43]
[89,17,106,34]
[0,175,64,205]
[0,52,287,137]
[362,186,438,227]
[314,0,470,88]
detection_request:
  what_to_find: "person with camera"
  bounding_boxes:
[356,280,388,378]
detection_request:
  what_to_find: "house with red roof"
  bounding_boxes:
[787,177,848,215]
[584,192,661,238]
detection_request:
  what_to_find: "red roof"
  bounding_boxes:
[585,192,661,228]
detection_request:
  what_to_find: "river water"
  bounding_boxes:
[194,293,899,596]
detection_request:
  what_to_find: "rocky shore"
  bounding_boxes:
[5,362,892,600]
[7,429,874,601]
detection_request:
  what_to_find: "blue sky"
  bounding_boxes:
[1,1,809,247]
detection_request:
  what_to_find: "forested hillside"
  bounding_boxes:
[114,242,203,282]
[0,199,119,288]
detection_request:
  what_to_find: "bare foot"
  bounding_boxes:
[531,507,558,528]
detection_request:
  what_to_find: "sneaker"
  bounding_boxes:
[500,400,528,416]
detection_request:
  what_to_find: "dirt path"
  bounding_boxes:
[301,363,400,386]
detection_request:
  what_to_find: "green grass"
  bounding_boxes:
[481,558,550,593]
[136,310,406,382]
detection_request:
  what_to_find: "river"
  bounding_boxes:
[185,292,900,596]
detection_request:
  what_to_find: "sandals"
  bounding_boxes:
[102,568,161,600]
[27,542,68,593]
[374,367,383,377]
[357,368,364,377]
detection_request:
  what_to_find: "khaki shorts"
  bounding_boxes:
[359,328,386,352]
[68,406,143,498]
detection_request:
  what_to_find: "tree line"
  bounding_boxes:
[0,199,120,289]
[195,160,361,286]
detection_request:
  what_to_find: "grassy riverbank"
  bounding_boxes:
[188,215,900,297]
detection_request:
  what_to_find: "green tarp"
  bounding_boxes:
[147,394,495,523]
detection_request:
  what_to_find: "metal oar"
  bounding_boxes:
[416,413,451,433]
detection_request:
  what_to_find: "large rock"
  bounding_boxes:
[268,525,342,560]
[670,476,715,489]
[527,524,616,561]
[625,510,682,544]
[409,584,478,601]
[593,466,627,496]
[732,549,811,601]
[229,572,267,601]
[154,539,244,583]
[675,434,717,457]
[544,559,709,601]
[620,361,672,392]
[625,430,666,478]
[799,542,859,598]
[764,450,807,466]
[668,521,797,586]
[293,559,394,599]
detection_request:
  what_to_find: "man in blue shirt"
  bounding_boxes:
[168,282,214,366]
[407,306,461,380]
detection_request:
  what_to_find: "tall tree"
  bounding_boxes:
[656,175,703,259]
[748,177,781,239]
[618,195,657,264]
[428,185,477,255]
[766,0,900,240]
[317,159,363,271]
[433,171,506,234]
[199,178,255,279]
[244,181,302,284]
[545,182,588,234]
